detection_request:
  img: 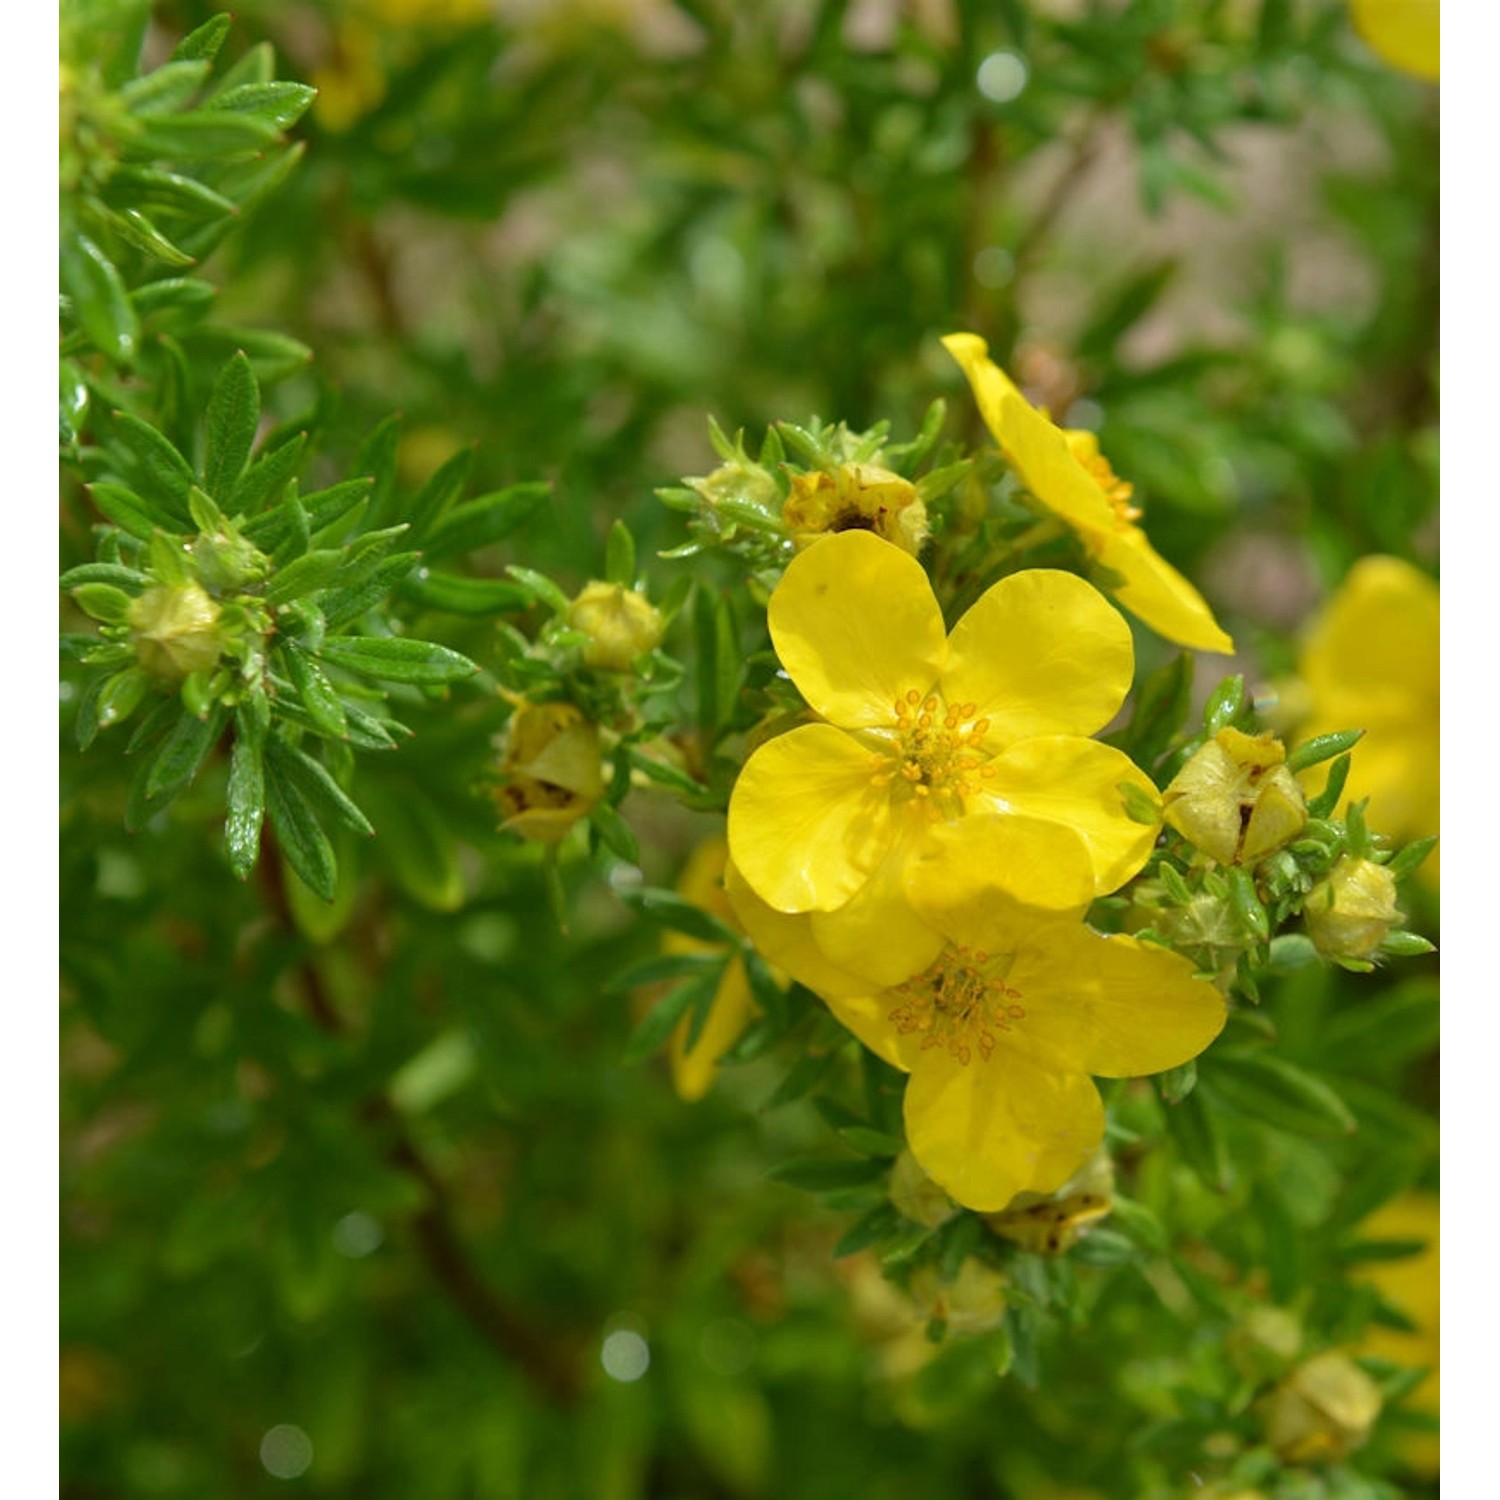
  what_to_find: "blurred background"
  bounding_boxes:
[61,2,1438,1495]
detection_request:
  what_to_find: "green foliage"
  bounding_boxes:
[61,2,1438,1498]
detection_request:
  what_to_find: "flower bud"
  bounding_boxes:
[1227,1306,1302,1383]
[567,581,663,671]
[493,700,605,843]
[781,463,928,556]
[685,454,781,524]
[127,583,226,682]
[192,528,267,594]
[1304,856,1401,961]
[1162,727,1306,866]
[986,1146,1114,1254]
[908,1259,1008,1337]
[1258,1350,1382,1465]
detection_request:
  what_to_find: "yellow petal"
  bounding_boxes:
[769,530,947,728]
[942,568,1135,746]
[1016,924,1226,1077]
[670,961,757,1102]
[940,332,1026,439]
[905,814,1096,924]
[904,1045,1103,1212]
[942,332,1112,531]
[1094,527,1236,655]
[723,860,873,1001]
[1300,556,1439,722]
[727,723,893,913]
[998,392,1129,534]
[822,990,916,1071]
[809,824,946,989]
[981,737,1160,895]
[1351,0,1439,81]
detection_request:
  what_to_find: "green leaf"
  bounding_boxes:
[202,352,260,498]
[1308,752,1353,819]
[766,1157,888,1193]
[1202,674,1246,735]
[211,82,317,130]
[125,703,226,830]
[127,110,281,160]
[1155,1059,1197,1104]
[589,802,639,864]
[1386,836,1438,882]
[61,235,138,365]
[1124,652,1193,770]
[171,14,232,62]
[404,447,474,541]
[1163,1087,1232,1192]
[318,556,421,633]
[1202,1052,1357,1138]
[109,411,195,520]
[422,482,550,561]
[225,707,266,879]
[265,749,336,901]
[605,520,636,585]
[622,965,724,1066]
[230,433,306,514]
[1077,260,1178,362]
[265,548,346,606]
[108,169,238,222]
[60,563,150,590]
[1287,729,1365,774]
[283,645,348,739]
[607,951,724,993]
[71,583,134,624]
[94,668,151,733]
[120,59,211,116]
[318,635,478,686]
[93,205,196,267]
[402,571,532,615]
[244,477,370,549]
[618,886,737,944]
[182,325,312,383]
[264,738,373,838]
[505,566,571,616]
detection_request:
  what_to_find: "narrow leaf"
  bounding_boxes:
[202,351,260,498]
[318,635,478,685]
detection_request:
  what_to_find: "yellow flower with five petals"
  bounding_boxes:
[726,530,1160,990]
[726,851,1224,1211]
[942,332,1235,655]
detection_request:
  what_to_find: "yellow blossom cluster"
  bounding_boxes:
[717,528,1224,1211]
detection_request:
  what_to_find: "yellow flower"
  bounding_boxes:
[782,464,928,557]
[493,700,604,843]
[727,530,1159,989]
[1351,1192,1439,1477]
[1162,727,1307,866]
[1296,556,1438,874]
[942,332,1235,655]
[567,580,664,671]
[663,838,757,1102]
[1351,0,1439,81]
[728,863,1224,1212]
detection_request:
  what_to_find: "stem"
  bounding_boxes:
[257,840,583,1405]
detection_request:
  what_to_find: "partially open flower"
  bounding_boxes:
[1304,856,1401,961]
[493,700,605,843]
[567,580,664,671]
[986,1146,1114,1255]
[781,463,928,557]
[1162,727,1306,866]
[1258,1350,1382,1465]
[128,583,226,682]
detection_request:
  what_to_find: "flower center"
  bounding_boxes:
[888,945,1026,1066]
[1080,452,1142,529]
[869,690,995,818]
